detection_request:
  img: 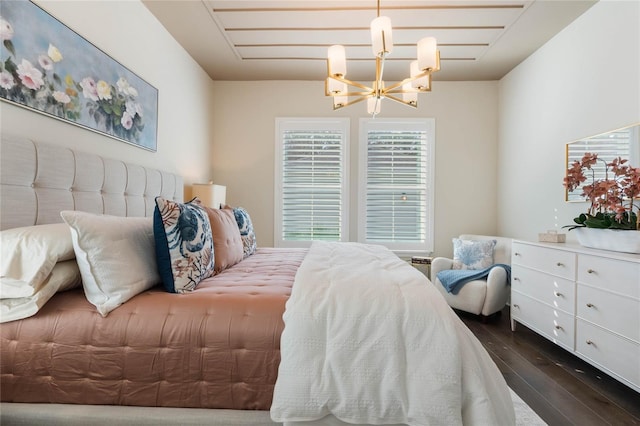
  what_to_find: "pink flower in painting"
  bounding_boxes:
[17,59,44,90]
[96,80,111,100]
[0,70,15,90]
[0,17,13,41]
[80,77,99,101]
[52,91,71,104]
[38,54,53,71]
[121,111,134,130]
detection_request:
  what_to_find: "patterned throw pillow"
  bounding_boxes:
[232,207,257,258]
[153,197,214,293]
[452,238,497,270]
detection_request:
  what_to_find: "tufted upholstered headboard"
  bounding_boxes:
[0,135,184,230]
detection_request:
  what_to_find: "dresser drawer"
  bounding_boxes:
[577,254,640,299]
[577,284,640,343]
[511,265,575,314]
[511,291,575,351]
[576,319,640,390]
[512,242,575,280]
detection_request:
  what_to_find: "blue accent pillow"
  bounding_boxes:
[153,197,214,293]
[452,238,496,270]
[232,207,257,258]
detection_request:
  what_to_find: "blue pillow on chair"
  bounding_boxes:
[452,238,496,270]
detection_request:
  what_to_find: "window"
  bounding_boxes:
[358,118,435,253]
[274,118,349,247]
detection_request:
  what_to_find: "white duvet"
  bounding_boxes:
[271,242,515,426]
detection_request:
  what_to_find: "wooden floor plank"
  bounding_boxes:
[459,307,640,426]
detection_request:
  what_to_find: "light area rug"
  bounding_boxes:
[511,388,548,426]
[0,389,546,425]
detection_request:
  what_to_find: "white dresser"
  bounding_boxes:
[510,240,640,393]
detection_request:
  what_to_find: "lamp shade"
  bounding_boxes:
[367,97,381,115]
[327,45,347,77]
[402,82,417,105]
[410,60,429,90]
[417,37,437,71]
[333,94,348,108]
[371,16,393,57]
[328,79,347,95]
[192,183,226,209]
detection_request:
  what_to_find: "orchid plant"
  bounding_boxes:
[564,153,640,230]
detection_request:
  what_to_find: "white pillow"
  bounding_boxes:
[1,223,75,298]
[60,211,160,317]
[0,260,81,323]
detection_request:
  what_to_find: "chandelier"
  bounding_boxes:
[325,0,440,116]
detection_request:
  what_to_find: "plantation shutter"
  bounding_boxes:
[567,127,636,201]
[275,118,349,247]
[359,119,434,253]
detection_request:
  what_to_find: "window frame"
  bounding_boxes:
[274,117,350,248]
[357,117,435,255]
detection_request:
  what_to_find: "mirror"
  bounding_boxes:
[565,123,640,201]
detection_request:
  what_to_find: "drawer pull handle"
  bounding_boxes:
[556,262,564,267]
[554,325,563,330]
[513,277,520,281]
[587,269,595,274]
[512,304,519,309]
[514,252,521,257]
[586,340,594,346]
[586,303,595,308]
[554,291,563,297]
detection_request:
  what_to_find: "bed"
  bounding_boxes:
[0,135,515,425]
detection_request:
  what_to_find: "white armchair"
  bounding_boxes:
[431,234,512,319]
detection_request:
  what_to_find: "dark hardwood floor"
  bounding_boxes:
[459,306,640,426]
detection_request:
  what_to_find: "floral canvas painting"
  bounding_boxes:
[0,0,158,151]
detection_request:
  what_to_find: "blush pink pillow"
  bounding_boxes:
[205,207,244,273]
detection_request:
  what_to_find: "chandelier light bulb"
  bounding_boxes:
[328,44,347,77]
[334,94,348,108]
[402,83,417,105]
[410,61,429,90]
[417,37,438,71]
[367,97,381,115]
[371,16,393,57]
[328,79,347,95]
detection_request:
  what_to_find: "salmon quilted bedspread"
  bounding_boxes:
[0,248,306,410]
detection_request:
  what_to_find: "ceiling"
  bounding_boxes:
[142,0,596,83]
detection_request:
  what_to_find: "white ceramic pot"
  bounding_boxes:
[574,228,640,254]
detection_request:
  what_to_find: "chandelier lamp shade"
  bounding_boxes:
[325,0,440,116]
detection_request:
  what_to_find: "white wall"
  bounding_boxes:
[211,80,499,256]
[498,0,640,242]
[0,1,215,193]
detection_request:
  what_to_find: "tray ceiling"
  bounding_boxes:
[143,0,596,82]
